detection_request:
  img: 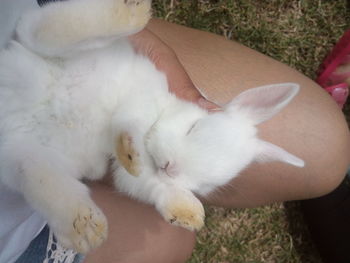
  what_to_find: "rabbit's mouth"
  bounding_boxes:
[159,161,179,178]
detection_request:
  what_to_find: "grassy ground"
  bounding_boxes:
[152,1,350,262]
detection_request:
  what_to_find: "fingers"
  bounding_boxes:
[198,98,221,111]
[129,28,220,111]
[165,62,219,111]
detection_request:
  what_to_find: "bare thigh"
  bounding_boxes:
[148,19,350,208]
[84,182,195,263]
[85,19,350,263]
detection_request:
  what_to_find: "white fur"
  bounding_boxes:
[16,0,151,56]
[0,0,304,253]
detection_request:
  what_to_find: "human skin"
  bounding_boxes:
[84,19,350,263]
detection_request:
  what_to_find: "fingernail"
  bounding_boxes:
[198,97,221,111]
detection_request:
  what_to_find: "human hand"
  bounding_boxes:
[128,28,219,111]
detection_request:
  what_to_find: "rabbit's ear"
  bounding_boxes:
[225,83,300,125]
[256,140,304,167]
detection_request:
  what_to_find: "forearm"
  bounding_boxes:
[129,27,218,110]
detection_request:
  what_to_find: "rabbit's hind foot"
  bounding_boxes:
[54,201,108,254]
[162,193,205,231]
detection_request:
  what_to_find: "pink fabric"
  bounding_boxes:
[317,30,350,87]
[316,30,350,108]
[325,83,349,108]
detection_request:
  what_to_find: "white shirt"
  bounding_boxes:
[0,1,47,262]
[0,184,46,263]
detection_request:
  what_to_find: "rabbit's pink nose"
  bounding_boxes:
[160,161,170,170]
[160,162,179,178]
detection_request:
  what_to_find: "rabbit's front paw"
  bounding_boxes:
[116,132,141,176]
[53,201,108,253]
[162,196,205,231]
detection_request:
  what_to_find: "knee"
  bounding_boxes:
[311,118,350,197]
[259,81,350,200]
[297,86,350,197]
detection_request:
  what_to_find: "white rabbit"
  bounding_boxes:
[0,0,304,254]
[0,0,152,253]
[113,83,305,231]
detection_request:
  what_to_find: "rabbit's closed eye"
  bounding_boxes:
[186,121,199,136]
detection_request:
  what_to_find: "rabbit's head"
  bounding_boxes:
[143,83,304,195]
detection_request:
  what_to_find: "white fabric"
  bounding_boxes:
[0,184,46,263]
[44,229,78,263]
[0,1,47,262]
[0,0,37,48]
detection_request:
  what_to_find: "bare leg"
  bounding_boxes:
[147,19,350,207]
[84,182,195,263]
[85,19,350,262]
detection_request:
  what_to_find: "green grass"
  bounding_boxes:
[152,1,350,262]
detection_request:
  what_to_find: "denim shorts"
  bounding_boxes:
[15,225,84,263]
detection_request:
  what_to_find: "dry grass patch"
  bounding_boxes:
[188,203,320,263]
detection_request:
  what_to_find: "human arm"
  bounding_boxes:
[128,28,219,110]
